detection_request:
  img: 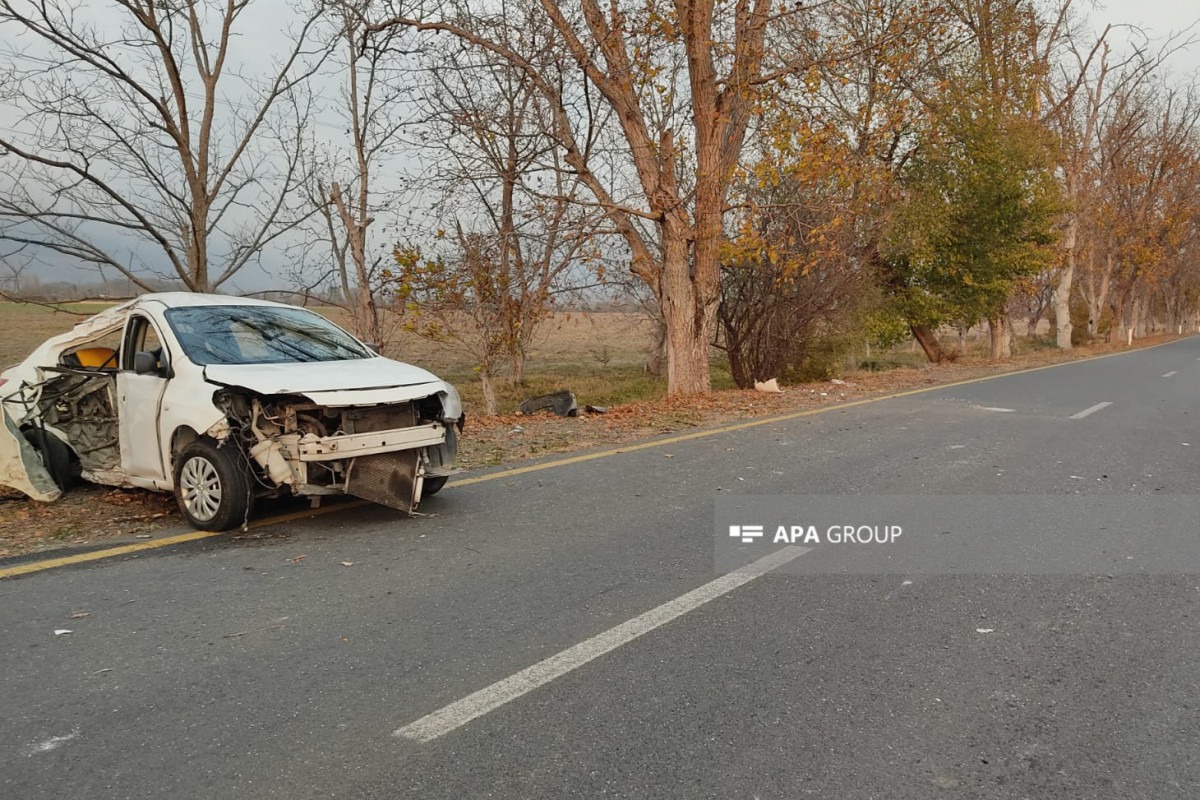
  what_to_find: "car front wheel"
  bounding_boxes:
[422,475,449,498]
[174,438,253,531]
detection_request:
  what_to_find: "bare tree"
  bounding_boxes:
[388,21,606,414]
[0,0,328,293]
[1078,78,1198,341]
[368,0,803,395]
[297,0,414,344]
[411,25,605,386]
[1044,31,1113,348]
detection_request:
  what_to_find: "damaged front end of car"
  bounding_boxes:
[211,385,463,513]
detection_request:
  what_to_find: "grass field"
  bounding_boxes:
[0,301,1067,413]
[0,302,668,412]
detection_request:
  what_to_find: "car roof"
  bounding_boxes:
[135,292,296,311]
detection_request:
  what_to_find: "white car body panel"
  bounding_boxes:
[202,359,463,417]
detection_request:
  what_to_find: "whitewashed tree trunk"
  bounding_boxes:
[1054,217,1077,348]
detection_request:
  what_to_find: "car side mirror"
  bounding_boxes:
[133,350,160,375]
[365,342,381,355]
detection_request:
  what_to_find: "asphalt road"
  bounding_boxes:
[4,339,1200,799]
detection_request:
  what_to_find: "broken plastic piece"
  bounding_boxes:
[519,390,578,417]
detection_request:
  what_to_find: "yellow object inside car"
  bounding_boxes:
[66,347,118,368]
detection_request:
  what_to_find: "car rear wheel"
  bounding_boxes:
[174,438,253,531]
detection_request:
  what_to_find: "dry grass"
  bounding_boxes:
[0,303,660,413]
[0,302,120,370]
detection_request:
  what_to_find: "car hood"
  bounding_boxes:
[203,357,462,414]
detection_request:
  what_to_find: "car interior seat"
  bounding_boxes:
[61,347,118,369]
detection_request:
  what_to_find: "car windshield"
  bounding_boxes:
[164,305,371,365]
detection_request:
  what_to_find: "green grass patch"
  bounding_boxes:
[856,351,929,372]
[453,363,667,414]
[0,301,116,316]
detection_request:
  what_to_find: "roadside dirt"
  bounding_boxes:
[0,334,1182,559]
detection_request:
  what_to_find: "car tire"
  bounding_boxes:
[422,475,449,497]
[174,438,253,531]
[22,427,73,491]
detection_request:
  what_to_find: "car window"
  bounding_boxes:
[59,329,122,370]
[122,315,169,372]
[164,305,371,366]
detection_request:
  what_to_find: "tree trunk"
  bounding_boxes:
[911,324,944,363]
[957,325,968,355]
[331,181,382,346]
[1054,220,1076,348]
[356,282,381,346]
[480,371,498,416]
[989,313,1012,359]
[659,226,716,395]
[509,349,526,385]
[646,312,668,377]
[1108,295,1125,343]
[1088,256,1114,338]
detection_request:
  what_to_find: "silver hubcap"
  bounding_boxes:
[180,456,222,522]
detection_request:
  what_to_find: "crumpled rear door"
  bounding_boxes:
[0,403,61,502]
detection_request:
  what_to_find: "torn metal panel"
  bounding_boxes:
[0,405,60,502]
[204,361,462,419]
[425,426,459,478]
[36,371,121,473]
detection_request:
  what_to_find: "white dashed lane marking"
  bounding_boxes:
[1070,402,1112,420]
[393,546,809,743]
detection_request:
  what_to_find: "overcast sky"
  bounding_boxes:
[1095,0,1200,74]
[7,0,1199,295]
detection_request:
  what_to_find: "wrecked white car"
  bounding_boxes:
[0,293,463,530]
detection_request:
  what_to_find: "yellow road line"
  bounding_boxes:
[2,336,1188,579]
[0,499,369,580]
[0,529,221,579]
